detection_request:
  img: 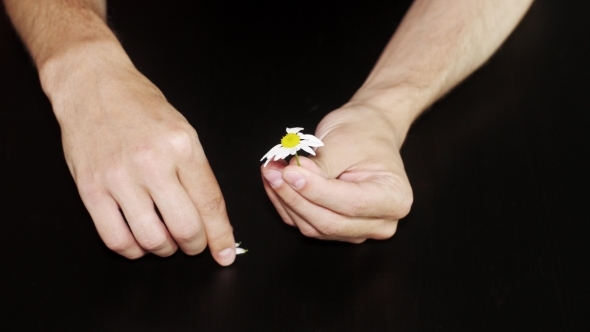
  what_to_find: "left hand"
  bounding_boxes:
[261,105,413,243]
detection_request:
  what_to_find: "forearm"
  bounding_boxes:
[3,0,131,104]
[349,0,533,142]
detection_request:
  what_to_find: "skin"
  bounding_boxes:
[3,0,236,265]
[261,0,534,242]
[3,0,533,261]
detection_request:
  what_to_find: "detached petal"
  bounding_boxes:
[235,242,248,255]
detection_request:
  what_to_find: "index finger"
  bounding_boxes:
[178,157,236,266]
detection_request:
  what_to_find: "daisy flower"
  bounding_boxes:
[261,127,324,167]
[236,242,248,255]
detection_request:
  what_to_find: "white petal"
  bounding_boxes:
[279,149,291,159]
[300,144,316,155]
[302,140,324,147]
[275,148,290,160]
[300,134,324,145]
[235,242,248,255]
[287,127,304,134]
[261,144,282,161]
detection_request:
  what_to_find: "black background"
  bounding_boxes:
[1,1,589,331]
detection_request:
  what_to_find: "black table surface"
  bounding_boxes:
[1,1,589,331]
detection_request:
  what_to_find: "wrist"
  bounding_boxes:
[39,38,134,107]
[344,83,429,146]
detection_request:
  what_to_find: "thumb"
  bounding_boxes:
[290,128,372,179]
[280,163,406,219]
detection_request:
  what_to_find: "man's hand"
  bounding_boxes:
[3,0,236,264]
[261,106,413,242]
[55,52,236,264]
[260,0,534,242]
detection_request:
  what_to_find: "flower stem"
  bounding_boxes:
[295,152,301,166]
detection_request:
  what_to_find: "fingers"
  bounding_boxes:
[261,172,296,226]
[274,176,397,240]
[58,66,237,263]
[178,158,236,266]
[81,164,233,263]
[282,164,412,220]
[148,176,207,256]
[261,162,330,238]
[114,186,179,257]
[79,188,146,259]
[262,170,350,240]
[77,143,235,263]
[261,161,398,240]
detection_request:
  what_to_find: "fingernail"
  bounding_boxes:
[263,170,283,188]
[217,247,235,266]
[219,248,235,257]
[284,171,305,189]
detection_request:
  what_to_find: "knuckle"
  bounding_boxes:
[381,176,414,220]
[139,233,169,252]
[206,228,230,244]
[315,221,341,237]
[299,225,321,238]
[373,221,398,240]
[389,187,413,219]
[103,235,134,253]
[342,196,370,217]
[397,194,413,218]
[103,163,129,186]
[131,146,161,172]
[164,125,198,158]
[183,241,207,256]
[198,194,226,216]
[282,193,302,208]
[76,176,103,203]
[173,223,202,243]
[124,250,145,260]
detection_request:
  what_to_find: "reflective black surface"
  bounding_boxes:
[1,1,589,330]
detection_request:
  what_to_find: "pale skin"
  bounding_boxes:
[3,0,533,262]
[3,0,236,264]
[261,0,534,242]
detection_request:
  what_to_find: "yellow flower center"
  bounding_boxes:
[281,133,300,148]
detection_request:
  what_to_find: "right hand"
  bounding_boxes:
[261,105,413,243]
[47,44,236,264]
